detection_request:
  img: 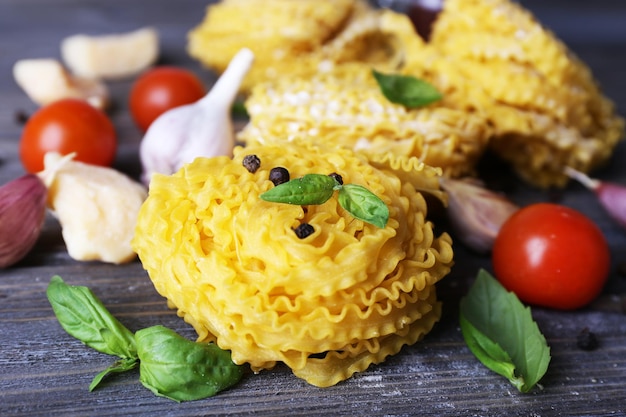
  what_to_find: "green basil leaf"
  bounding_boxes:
[89,357,139,392]
[459,315,525,392]
[260,174,337,205]
[136,325,244,402]
[46,275,137,359]
[338,184,389,228]
[372,69,442,108]
[231,101,248,119]
[459,270,551,393]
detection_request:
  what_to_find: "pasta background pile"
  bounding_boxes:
[239,59,492,179]
[189,0,624,188]
[187,0,359,92]
[235,9,495,178]
[132,141,454,386]
[426,0,624,187]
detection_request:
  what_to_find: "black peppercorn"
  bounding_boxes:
[576,327,599,351]
[269,167,290,185]
[329,172,343,185]
[294,223,314,239]
[242,154,261,173]
[14,109,29,125]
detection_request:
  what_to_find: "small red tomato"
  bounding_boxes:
[129,66,205,131]
[492,203,610,310]
[19,98,117,173]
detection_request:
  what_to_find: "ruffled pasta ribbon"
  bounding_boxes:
[133,140,453,387]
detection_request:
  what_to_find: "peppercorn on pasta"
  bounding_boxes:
[132,141,453,387]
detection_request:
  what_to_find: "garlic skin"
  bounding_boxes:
[39,152,147,264]
[0,174,48,268]
[139,48,255,185]
[439,177,519,254]
[565,166,626,230]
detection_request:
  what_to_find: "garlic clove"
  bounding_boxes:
[0,174,48,268]
[439,177,519,254]
[177,48,255,164]
[139,48,255,185]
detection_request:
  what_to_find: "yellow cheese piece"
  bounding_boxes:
[12,59,109,109]
[41,153,147,264]
[61,27,159,80]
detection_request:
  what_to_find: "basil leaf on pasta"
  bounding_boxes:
[372,69,442,108]
[260,173,337,205]
[338,184,389,228]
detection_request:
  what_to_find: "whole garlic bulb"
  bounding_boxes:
[139,48,255,185]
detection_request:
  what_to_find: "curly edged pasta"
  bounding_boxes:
[187,0,424,92]
[427,0,625,187]
[239,60,492,179]
[132,140,454,387]
[191,0,624,188]
[316,1,414,72]
[187,0,359,91]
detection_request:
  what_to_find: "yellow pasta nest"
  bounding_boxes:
[132,141,454,387]
[187,0,419,91]
[314,1,416,72]
[422,0,625,187]
[239,61,492,178]
[189,0,623,188]
[187,0,359,91]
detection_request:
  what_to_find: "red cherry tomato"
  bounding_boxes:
[19,98,117,173]
[492,203,610,310]
[129,66,205,131]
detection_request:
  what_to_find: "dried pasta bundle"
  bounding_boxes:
[132,140,454,387]
[315,2,412,72]
[239,60,491,178]
[427,0,624,187]
[187,0,359,91]
[188,0,623,187]
[187,0,423,91]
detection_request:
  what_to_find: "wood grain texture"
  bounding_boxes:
[1,1,625,416]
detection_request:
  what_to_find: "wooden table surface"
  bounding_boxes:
[1,1,626,416]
